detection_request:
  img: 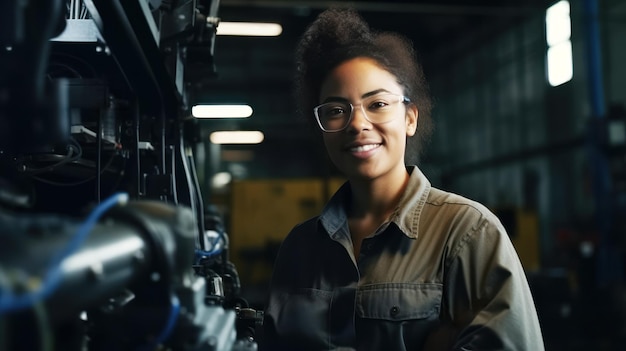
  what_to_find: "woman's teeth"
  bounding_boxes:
[350,144,380,152]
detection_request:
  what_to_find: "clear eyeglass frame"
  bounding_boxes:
[313,93,411,132]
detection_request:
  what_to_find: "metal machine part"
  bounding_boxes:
[0,0,261,349]
[0,200,241,351]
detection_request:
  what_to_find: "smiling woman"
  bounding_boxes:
[261,7,545,351]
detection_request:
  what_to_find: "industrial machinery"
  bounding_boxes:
[0,0,261,350]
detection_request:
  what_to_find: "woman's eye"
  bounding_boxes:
[369,101,389,110]
[326,106,346,116]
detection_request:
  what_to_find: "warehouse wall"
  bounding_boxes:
[422,0,623,265]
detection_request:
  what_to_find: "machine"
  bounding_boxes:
[0,0,261,350]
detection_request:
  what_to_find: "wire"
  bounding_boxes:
[0,192,129,314]
[139,295,180,351]
[24,138,83,176]
[47,62,83,80]
[154,295,180,347]
[32,149,119,187]
[194,226,227,261]
[194,247,222,260]
[48,52,99,79]
[24,146,73,175]
[194,237,224,260]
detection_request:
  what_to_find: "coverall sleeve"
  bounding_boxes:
[444,216,545,351]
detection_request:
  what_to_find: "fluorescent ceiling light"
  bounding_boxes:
[216,22,282,36]
[547,41,573,87]
[545,1,572,86]
[546,0,571,46]
[192,104,253,118]
[210,131,265,144]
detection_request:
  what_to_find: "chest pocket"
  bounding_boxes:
[355,282,442,321]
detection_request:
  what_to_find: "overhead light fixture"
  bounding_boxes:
[546,0,571,46]
[192,104,253,118]
[210,131,265,144]
[216,22,283,36]
[545,0,572,86]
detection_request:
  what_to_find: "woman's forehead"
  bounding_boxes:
[319,58,401,98]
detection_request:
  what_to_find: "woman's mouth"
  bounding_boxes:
[348,143,381,154]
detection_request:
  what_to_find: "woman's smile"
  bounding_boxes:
[346,142,382,157]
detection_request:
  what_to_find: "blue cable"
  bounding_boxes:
[136,294,180,351]
[208,229,223,248]
[153,295,180,347]
[194,229,226,261]
[194,247,223,261]
[194,244,224,260]
[0,192,129,314]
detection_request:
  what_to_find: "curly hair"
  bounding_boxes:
[294,8,434,163]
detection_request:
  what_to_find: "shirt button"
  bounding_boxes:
[390,306,400,317]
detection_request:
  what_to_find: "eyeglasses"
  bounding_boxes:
[313,93,411,132]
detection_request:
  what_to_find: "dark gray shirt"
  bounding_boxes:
[263,166,544,350]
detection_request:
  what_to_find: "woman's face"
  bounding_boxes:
[318,57,418,181]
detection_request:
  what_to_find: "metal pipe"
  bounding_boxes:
[584,0,606,119]
[49,221,152,322]
[0,220,152,323]
[583,0,616,286]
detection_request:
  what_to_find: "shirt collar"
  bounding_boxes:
[319,181,351,239]
[391,166,431,239]
[319,166,431,240]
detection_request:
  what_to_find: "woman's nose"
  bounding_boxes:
[345,105,372,132]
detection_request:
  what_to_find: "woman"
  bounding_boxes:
[262,8,544,351]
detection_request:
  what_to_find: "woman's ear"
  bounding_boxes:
[405,104,418,137]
